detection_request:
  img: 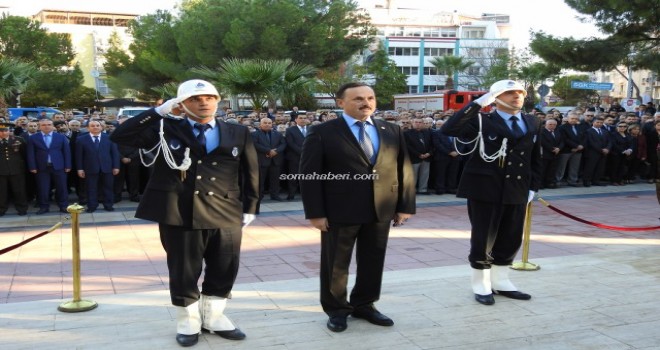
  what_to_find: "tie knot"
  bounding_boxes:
[195,123,210,132]
[510,116,519,122]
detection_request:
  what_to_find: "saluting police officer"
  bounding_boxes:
[110,80,259,347]
[0,122,28,216]
[441,80,542,306]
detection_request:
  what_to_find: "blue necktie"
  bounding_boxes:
[44,134,51,148]
[356,121,375,164]
[509,116,524,139]
[194,123,210,153]
[94,135,100,148]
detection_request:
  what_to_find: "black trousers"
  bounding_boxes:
[583,153,607,184]
[320,221,390,317]
[467,200,526,269]
[287,158,301,196]
[114,161,140,200]
[433,157,459,193]
[85,172,114,209]
[258,164,281,197]
[159,223,242,307]
[0,174,28,213]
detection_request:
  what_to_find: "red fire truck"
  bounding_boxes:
[393,90,488,112]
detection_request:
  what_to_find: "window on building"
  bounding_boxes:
[71,16,91,25]
[408,86,418,94]
[92,17,114,26]
[389,47,420,56]
[422,28,440,38]
[400,67,419,75]
[441,28,457,38]
[45,15,67,24]
[394,27,404,36]
[423,67,439,75]
[423,85,443,93]
[424,48,454,57]
[467,67,481,75]
[463,28,486,39]
[405,27,422,37]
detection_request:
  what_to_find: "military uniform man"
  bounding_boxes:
[442,80,542,306]
[0,122,28,216]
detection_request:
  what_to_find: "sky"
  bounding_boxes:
[1,0,602,48]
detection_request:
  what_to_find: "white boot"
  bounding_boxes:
[491,265,517,291]
[176,301,202,335]
[471,268,492,295]
[200,295,236,331]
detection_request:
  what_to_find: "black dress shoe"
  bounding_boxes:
[270,196,283,201]
[493,290,532,300]
[86,208,96,213]
[474,293,495,305]
[351,307,394,326]
[130,197,140,202]
[103,206,114,212]
[286,194,295,200]
[59,208,68,213]
[175,333,199,347]
[17,211,27,216]
[327,315,347,332]
[208,328,246,340]
[593,182,607,186]
[36,208,49,215]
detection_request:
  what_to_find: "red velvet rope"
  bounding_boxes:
[537,198,660,231]
[0,223,63,255]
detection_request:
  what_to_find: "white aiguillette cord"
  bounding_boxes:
[453,112,508,165]
[139,118,192,172]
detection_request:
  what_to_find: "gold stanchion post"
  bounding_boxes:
[511,201,540,271]
[58,203,98,312]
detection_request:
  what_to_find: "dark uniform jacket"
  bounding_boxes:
[441,103,542,205]
[300,117,416,224]
[0,136,26,175]
[110,109,260,229]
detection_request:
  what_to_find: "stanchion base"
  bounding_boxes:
[511,261,540,271]
[58,300,98,313]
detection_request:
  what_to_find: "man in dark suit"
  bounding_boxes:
[404,118,433,194]
[76,120,120,212]
[252,117,286,201]
[555,112,585,186]
[284,114,308,200]
[538,118,564,188]
[582,117,612,187]
[442,79,542,306]
[300,82,415,333]
[0,122,28,216]
[110,80,259,347]
[431,120,460,194]
[114,115,141,203]
[26,118,72,214]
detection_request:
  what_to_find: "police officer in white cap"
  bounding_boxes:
[441,80,542,306]
[111,79,259,347]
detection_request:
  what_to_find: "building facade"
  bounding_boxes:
[31,9,138,98]
[363,1,510,93]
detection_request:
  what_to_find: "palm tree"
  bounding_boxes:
[428,56,474,90]
[192,58,315,111]
[0,58,39,118]
[151,82,179,100]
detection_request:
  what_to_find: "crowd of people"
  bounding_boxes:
[1,99,659,216]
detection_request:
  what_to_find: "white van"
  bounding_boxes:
[117,107,150,117]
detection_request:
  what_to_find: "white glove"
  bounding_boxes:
[527,190,536,203]
[474,92,497,107]
[154,98,182,117]
[242,213,256,227]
